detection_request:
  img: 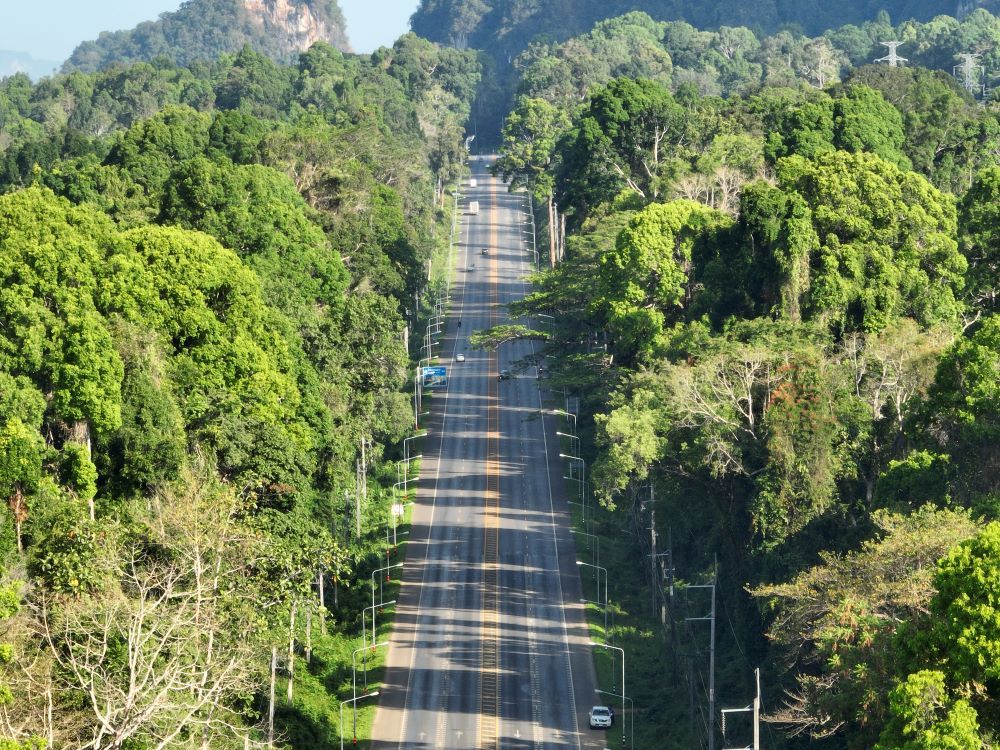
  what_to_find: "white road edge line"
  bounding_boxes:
[518,192,585,750]
[394,164,475,750]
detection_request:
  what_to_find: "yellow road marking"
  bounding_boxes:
[479,175,501,750]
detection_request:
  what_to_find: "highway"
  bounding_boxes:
[372,157,603,750]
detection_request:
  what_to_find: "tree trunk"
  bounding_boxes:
[318,566,327,635]
[287,601,297,704]
[305,605,312,664]
[10,488,25,554]
[548,194,557,269]
[68,420,95,521]
[560,213,567,262]
[268,647,277,748]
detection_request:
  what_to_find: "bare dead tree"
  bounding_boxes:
[9,473,271,750]
[34,549,266,750]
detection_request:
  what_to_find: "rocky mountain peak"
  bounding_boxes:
[242,0,351,54]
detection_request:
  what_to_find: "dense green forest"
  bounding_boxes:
[494,8,1000,749]
[411,0,1000,52]
[435,5,1000,146]
[64,0,350,73]
[0,34,478,748]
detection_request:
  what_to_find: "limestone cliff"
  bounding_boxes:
[243,0,351,55]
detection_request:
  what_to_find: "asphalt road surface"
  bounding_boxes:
[372,158,605,750]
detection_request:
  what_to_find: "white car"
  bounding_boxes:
[589,705,613,729]
[456,353,465,362]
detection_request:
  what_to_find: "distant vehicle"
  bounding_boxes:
[456,353,465,362]
[468,265,476,272]
[481,248,489,255]
[589,706,613,729]
[497,369,511,381]
[468,201,480,215]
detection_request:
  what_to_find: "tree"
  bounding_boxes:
[957,167,1000,316]
[495,96,569,196]
[555,77,689,217]
[99,322,187,497]
[0,422,41,554]
[833,85,911,170]
[930,522,1000,685]
[776,151,965,334]
[753,507,979,742]
[845,65,998,193]
[594,199,731,360]
[763,94,835,162]
[159,155,350,322]
[25,473,270,749]
[101,224,320,493]
[921,315,1000,500]
[0,187,124,450]
[875,670,980,750]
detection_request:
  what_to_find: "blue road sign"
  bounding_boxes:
[422,366,448,389]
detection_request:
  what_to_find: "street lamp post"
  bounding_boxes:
[556,430,580,455]
[413,371,420,429]
[590,641,627,746]
[420,339,439,361]
[563,477,592,532]
[360,601,395,686]
[449,188,461,295]
[372,562,404,612]
[570,528,599,571]
[403,430,427,463]
[544,408,577,433]
[596,688,634,750]
[560,453,586,515]
[340,691,378,750]
[577,560,608,635]
[526,194,538,270]
[397,455,422,497]
[353,640,389,705]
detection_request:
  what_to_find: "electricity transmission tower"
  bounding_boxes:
[875,41,907,67]
[954,53,987,99]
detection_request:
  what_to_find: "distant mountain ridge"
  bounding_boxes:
[0,50,59,80]
[63,0,350,73]
[410,0,1000,55]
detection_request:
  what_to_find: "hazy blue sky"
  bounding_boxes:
[0,0,419,62]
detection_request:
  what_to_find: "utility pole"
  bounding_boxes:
[685,560,718,750]
[343,490,351,546]
[650,486,657,615]
[355,458,363,539]
[268,646,277,748]
[665,527,677,657]
[710,564,717,750]
[721,668,761,750]
[875,41,907,66]
[754,668,760,750]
